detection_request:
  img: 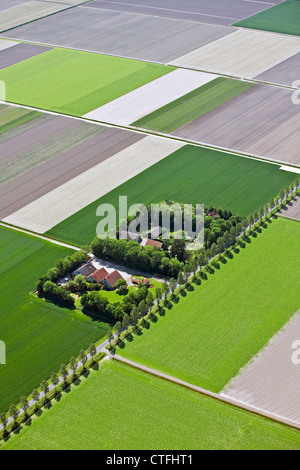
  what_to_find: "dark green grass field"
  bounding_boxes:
[0,226,110,413]
[2,360,300,450]
[120,217,300,392]
[0,48,173,116]
[132,78,254,133]
[47,145,296,246]
[235,1,300,36]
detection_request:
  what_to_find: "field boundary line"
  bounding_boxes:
[0,222,81,251]
[112,355,300,431]
[221,308,300,394]
[1,99,299,170]
[0,1,92,35]
[0,36,298,91]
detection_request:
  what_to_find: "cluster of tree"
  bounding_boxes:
[91,237,184,277]
[66,274,102,293]
[42,281,75,308]
[81,283,153,321]
[204,209,244,249]
[36,250,88,308]
[36,250,87,292]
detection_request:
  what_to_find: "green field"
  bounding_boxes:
[47,145,296,246]
[119,217,300,392]
[0,226,110,413]
[132,78,254,133]
[2,360,299,450]
[235,1,300,36]
[0,48,173,116]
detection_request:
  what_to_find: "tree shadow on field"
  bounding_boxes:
[194,277,201,284]
[44,400,52,410]
[118,341,125,349]
[36,409,43,417]
[83,369,90,378]
[12,424,22,435]
[172,294,180,304]
[220,257,227,264]
[233,247,239,254]
[142,319,150,329]
[158,307,165,316]
[74,377,81,386]
[186,283,194,292]
[54,392,62,402]
[150,314,158,323]
[126,333,134,342]
[180,289,187,297]
[165,301,173,310]
[3,430,10,442]
[25,417,32,427]
[92,363,99,371]
[135,327,143,336]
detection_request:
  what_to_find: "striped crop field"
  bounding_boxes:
[132,77,254,133]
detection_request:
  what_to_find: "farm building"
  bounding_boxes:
[101,270,124,290]
[119,230,142,243]
[141,238,163,249]
[73,263,96,278]
[86,267,108,284]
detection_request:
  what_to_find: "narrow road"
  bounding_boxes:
[112,354,300,431]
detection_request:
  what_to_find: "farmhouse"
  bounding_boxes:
[101,270,124,290]
[86,267,108,283]
[141,238,163,249]
[119,230,142,243]
[73,263,96,278]
[208,210,218,219]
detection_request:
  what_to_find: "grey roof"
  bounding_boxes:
[74,264,96,277]
[119,230,142,242]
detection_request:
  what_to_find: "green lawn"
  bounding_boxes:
[0,48,173,116]
[0,226,110,413]
[234,1,300,36]
[132,78,254,133]
[75,277,162,306]
[2,360,299,450]
[119,217,300,392]
[47,145,296,246]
